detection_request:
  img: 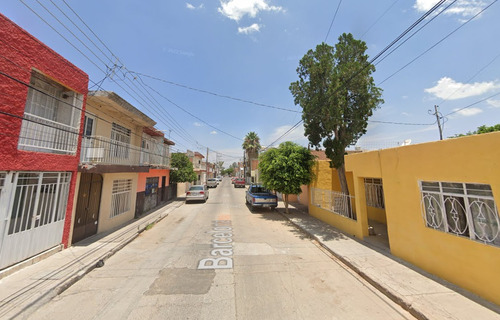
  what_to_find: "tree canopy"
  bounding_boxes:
[242,131,261,154]
[451,124,500,138]
[289,33,383,195]
[170,153,197,183]
[259,141,316,213]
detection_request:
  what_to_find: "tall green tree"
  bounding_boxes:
[289,33,383,195]
[259,141,316,213]
[242,131,261,181]
[170,153,197,183]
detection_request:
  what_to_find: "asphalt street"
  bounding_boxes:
[29,178,415,320]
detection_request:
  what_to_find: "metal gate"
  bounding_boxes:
[0,171,71,270]
[72,173,102,244]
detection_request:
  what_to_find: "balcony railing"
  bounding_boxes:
[81,136,169,167]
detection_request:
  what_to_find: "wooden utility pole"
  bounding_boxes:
[429,105,443,140]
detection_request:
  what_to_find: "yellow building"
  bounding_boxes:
[309,131,500,306]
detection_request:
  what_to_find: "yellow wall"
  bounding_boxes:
[367,206,386,224]
[345,132,500,305]
[97,172,138,234]
[309,161,364,238]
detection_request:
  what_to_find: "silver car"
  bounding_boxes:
[186,185,209,203]
[207,178,218,188]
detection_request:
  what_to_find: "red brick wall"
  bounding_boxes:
[0,14,89,247]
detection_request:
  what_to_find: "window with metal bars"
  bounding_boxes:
[364,178,385,209]
[420,181,500,247]
[18,70,82,154]
[110,179,132,218]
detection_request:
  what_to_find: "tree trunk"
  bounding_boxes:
[337,163,352,217]
[337,163,349,196]
[284,194,289,214]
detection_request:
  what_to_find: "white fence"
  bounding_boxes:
[311,188,356,220]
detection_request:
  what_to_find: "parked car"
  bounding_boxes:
[186,185,209,203]
[245,184,278,211]
[234,178,245,188]
[207,178,218,188]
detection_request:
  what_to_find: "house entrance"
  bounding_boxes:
[72,173,102,243]
[363,178,390,251]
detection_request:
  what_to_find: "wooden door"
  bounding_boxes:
[72,173,102,243]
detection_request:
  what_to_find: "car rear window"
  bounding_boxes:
[189,186,203,191]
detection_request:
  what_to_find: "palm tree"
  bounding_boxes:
[242,132,261,182]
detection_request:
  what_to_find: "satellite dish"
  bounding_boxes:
[402,139,412,146]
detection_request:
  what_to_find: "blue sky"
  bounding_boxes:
[2,0,499,164]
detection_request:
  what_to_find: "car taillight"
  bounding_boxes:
[200,191,205,194]
[186,192,191,195]
[252,198,255,204]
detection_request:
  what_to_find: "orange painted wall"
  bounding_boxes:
[137,169,170,192]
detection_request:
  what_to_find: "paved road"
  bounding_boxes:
[30,178,415,320]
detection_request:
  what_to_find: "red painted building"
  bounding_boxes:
[0,14,88,269]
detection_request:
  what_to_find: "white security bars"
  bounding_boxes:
[364,178,385,209]
[111,179,132,218]
[311,187,356,220]
[18,71,82,155]
[420,181,500,247]
[7,172,71,235]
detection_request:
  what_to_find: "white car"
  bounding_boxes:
[186,185,209,203]
[207,178,218,188]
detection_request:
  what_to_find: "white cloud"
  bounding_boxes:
[487,99,500,108]
[238,23,260,34]
[193,122,202,127]
[414,0,487,18]
[452,107,483,116]
[218,0,282,21]
[210,130,217,135]
[424,77,500,100]
[186,3,204,10]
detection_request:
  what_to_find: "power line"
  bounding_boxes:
[360,0,400,39]
[444,91,500,117]
[378,0,497,85]
[130,72,300,113]
[324,0,343,43]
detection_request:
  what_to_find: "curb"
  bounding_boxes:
[277,208,428,320]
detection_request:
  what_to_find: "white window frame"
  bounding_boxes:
[420,181,500,247]
[18,70,82,154]
[111,179,132,218]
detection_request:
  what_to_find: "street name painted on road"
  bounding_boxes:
[197,219,233,269]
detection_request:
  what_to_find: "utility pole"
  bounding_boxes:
[206,147,209,182]
[429,105,443,140]
[243,151,246,179]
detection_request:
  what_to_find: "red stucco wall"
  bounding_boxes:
[0,14,89,247]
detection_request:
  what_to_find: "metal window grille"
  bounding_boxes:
[111,179,132,218]
[364,178,385,209]
[110,123,131,160]
[7,172,71,235]
[420,181,500,247]
[18,71,81,154]
[311,187,356,220]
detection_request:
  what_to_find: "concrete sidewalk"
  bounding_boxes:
[0,200,183,320]
[278,202,500,320]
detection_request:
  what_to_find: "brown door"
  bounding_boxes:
[72,173,103,243]
[161,176,166,202]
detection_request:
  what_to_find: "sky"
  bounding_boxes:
[2,0,499,165]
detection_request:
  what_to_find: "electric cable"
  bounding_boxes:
[324,0,343,42]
